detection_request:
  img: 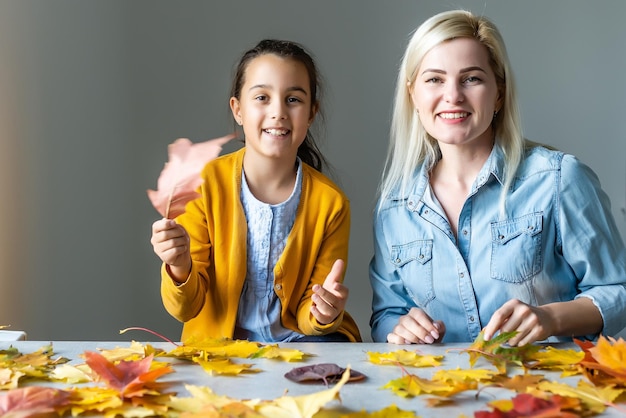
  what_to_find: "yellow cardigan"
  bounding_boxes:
[161,148,362,342]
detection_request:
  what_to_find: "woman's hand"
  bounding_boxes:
[311,259,348,325]
[387,308,446,344]
[151,218,192,282]
[482,299,554,346]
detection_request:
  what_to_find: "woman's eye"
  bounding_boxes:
[425,77,442,84]
[463,76,482,84]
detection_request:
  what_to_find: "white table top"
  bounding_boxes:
[1,340,623,417]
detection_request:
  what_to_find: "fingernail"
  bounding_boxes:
[433,322,440,330]
[430,330,439,340]
[424,335,434,344]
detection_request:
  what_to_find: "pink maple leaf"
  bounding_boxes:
[147,134,235,219]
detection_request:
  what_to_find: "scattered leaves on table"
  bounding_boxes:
[284,363,366,385]
[0,344,69,389]
[474,392,583,418]
[0,386,71,418]
[460,330,541,373]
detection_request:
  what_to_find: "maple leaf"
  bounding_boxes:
[523,346,584,376]
[367,349,443,368]
[533,379,625,415]
[432,367,499,384]
[252,345,308,362]
[192,356,259,376]
[475,392,582,418]
[83,351,173,399]
[382,373,473,398]
[0,344,69,389]
[0,386,71,418]
[460,331,540,373]
[147,134,235,219]
[576,335,626,386]
[339,404,420,417]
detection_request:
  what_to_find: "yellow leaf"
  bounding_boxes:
[432,367,498,384]
[367,349,443,368]
[534,379,625,414]
[50,364,92,383]
[382,374,472,398]
[338,404,420,417]
[192,356,260,376]
[524,346,585,374]
[253,345,308,362]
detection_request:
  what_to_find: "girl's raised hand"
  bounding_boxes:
[150,218,192,282]
[387,308,446,344]
[310,259,348,325]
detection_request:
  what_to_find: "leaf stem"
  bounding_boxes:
[119,327,180,347]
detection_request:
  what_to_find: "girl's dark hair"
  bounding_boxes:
[230,39,328,172]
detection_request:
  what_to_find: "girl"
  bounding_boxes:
[151,39,361,343]
[370,10,626,346]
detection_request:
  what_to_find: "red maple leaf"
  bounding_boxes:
[0,386,70,418]
[83,351,173,398]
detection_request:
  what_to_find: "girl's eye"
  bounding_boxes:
[287,96,302,104]
[254,95,268,101]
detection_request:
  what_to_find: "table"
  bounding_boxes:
[1,341,624,417]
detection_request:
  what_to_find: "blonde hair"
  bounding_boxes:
[379,10,524,214]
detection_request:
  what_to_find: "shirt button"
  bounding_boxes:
[275,284,282,291]
[419,254,424,259]
[395,258,401,263]
[459,272,464,278]
[469,316,475,322]
[462,230,468,236]
[424,209,429,214]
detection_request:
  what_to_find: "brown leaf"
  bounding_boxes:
[284,363,366,385]
[147,134,235,218]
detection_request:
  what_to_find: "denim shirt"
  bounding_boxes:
[234,160,303,342]
[370,144,626,343]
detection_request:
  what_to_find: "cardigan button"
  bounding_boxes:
[275,284,282,291]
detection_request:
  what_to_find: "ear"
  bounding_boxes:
[230,97,242,125]
[407,80,419,113]
[495,87,504,114]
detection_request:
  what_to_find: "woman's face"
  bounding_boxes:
[410,37,501,149]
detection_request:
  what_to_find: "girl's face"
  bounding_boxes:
[410,37,501,149]
[230,54,316,163]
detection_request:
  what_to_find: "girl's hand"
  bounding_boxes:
[482,298,554,346]
[150,218,192,282]
[311,259,348,325]
[387,308,446,344]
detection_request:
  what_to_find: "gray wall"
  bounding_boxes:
[1,1,624,341]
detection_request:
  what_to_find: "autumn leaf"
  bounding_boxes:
[576,335,626,386]
[533,379,625,415]
[523,346,584,376]
[460,331,541,373]
[252,344,308,362]
[382,373,473,398]
[489,373,546,393]
[338,404,420,417]
[147,134,235,218]
[192,356,259,376]
[432,367,499,384]
[0,386,71,418]
[0,344,69,389]
[83,351,173,399]
[474,392,582,418]
[284,363,366,385]
[367,349,443,368]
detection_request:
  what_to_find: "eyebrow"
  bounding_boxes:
[248,84,309,95]
[421,66,487,75]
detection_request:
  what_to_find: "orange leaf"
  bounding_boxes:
[83,351,173,399]
[147,134,235,218]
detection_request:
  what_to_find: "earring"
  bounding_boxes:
[493,110,498,119]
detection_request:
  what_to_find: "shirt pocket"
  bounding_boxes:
[490,212,543,283]
[391,240,434,307]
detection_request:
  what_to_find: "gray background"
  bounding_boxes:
[1,1,624,342]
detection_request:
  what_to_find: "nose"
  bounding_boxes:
[444,82,464,103]
[271,100,288,120]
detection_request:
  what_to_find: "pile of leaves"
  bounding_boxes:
[2,333,626,417]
